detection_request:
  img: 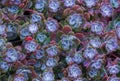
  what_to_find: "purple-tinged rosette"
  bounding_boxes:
[63,0,76,7]
[45,18,59,33]
[84,0,98,8]
[67,13,84,29]
[90,21,104,35]
[48,0,60,12]
[67,64,82,78]
[100,4,113,17]
[42,70,55,81]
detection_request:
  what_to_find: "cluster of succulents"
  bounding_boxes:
[0,0,120,81]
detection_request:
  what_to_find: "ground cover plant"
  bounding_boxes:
[0,0,120,81]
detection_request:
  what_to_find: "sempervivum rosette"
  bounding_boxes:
[5,22,18,40]
[91,58,103,69]
[73,77,83,81]
[110,0,120,8]
[32,77,42,81]
[0,61,9,73]
[72,51,84,64]
[35,48,45,60]
[88,67,99,78]
[46,57,58,68]
[107,64,120,75]
[67,64,82,79]
[0,0,120,81]
[23,37,39,53]
[0,36,7,52]
[100,3,113,17]
[104,35,118,53]
[59,34,80,51]
[28,23,38,34]
[31,13,42,23]
[108,76,120,81]
[67,13,84,29]
[83,0,98,8]
[34,0,47,12]
[90,21,104,35]
[61,77,70,81]
[42,69,55,81]
[45,17,59,33]
[19,25,32,40]
[0,24,6,37]
[13,75,26,81]
[89,37,102,48]
[63,0,76,8]
[83,47,97,60]
[115,21,120,39]
[46,45,59,57]
[13,68,32,81]
[5,47,19,63]
[48,0,60,13]
[35,31,48,45]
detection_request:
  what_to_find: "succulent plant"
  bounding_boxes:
[63,0,75,7]
[28,23,38,34]
[100,4,113,17]
[0,61,9,72]
[5,48,18,62]
[67,13,84,29]
[45,18,59,32]
[84,0,98,8]
[90,21,104,35]
[35,48,45,60]
[48,0,60,12]
[83,47,97,60]
[67,64,82,78]
[42,70,55,81]
[46,45,59,57]
[0,0,120,80]
[24,40,38,53]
